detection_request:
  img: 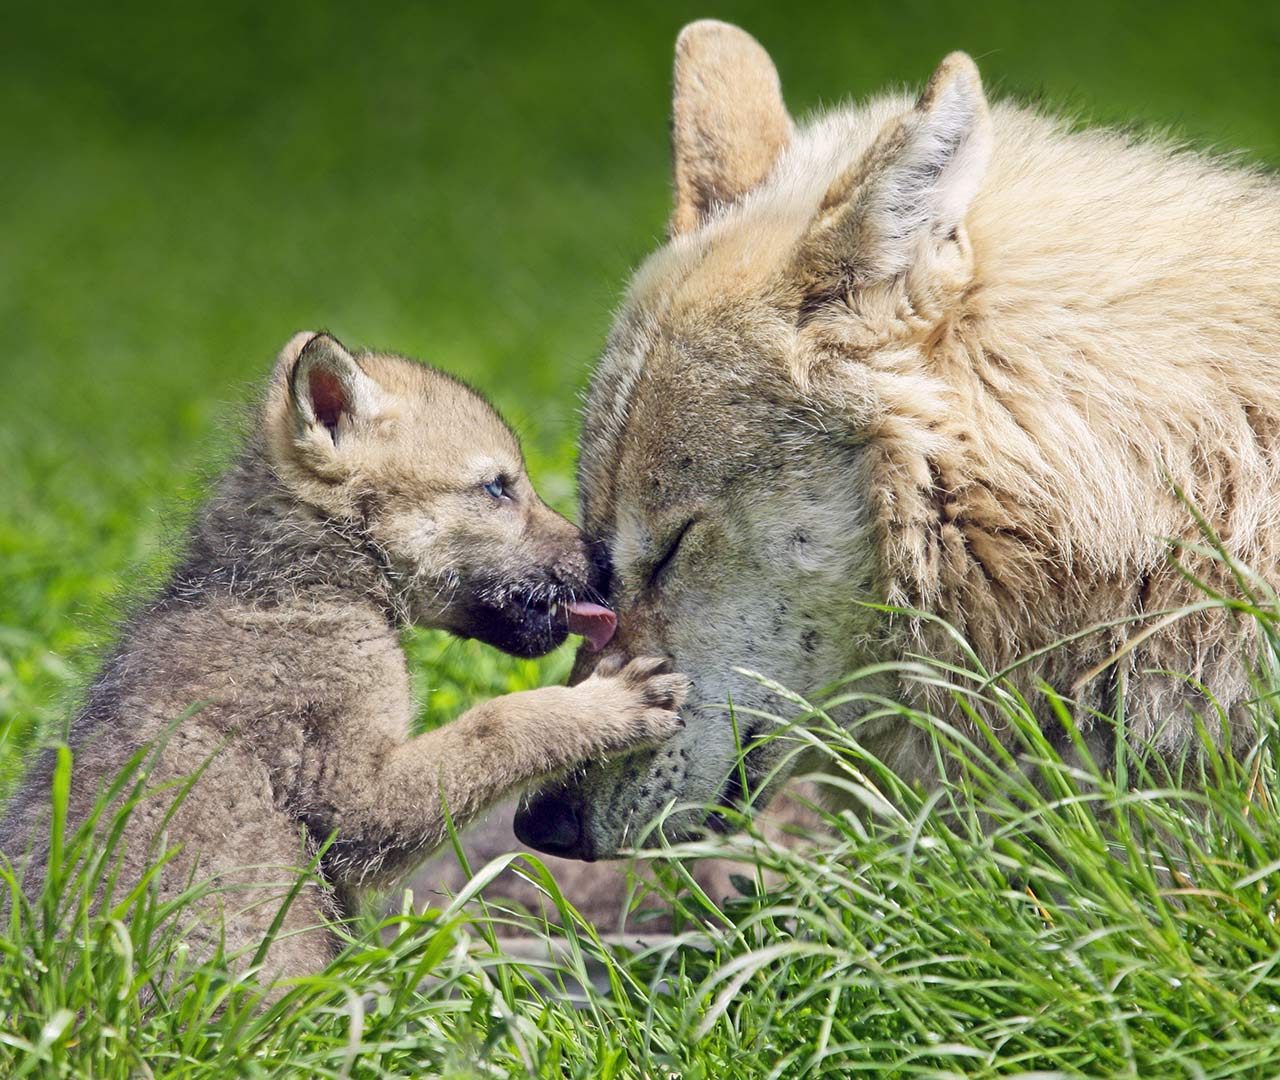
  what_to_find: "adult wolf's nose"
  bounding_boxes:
[514,795,595,861]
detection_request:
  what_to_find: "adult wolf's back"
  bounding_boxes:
[515,20,1280,860]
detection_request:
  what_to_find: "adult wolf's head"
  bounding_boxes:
[515,22,993,859]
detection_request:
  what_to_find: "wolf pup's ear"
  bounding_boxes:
[802,52,991,287]
[284,332,381,448]
[670,20,793,236]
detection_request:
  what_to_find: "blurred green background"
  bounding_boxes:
[2,0,1277,785]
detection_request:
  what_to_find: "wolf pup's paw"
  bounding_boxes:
[576,655,689,754]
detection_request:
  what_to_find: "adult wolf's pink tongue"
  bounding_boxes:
[565,601,617,652]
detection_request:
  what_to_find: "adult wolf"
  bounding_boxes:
[515,20,1280,860]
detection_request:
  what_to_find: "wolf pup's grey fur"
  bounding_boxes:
[0,331,686,982]
[516,20,1280,860]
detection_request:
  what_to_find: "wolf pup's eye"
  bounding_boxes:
[483,476,509,500]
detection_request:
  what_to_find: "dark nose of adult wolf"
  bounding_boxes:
[514,794,594,861]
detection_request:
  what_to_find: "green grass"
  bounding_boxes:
[5,606,1280,1076]
[3,1,1280,1076]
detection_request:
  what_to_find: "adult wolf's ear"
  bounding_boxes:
[801,52,991,287]
[278,332,381,448]
[670,20,793,236]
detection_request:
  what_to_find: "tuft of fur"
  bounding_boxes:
[516,21,1280,860]
[1,332,686,983]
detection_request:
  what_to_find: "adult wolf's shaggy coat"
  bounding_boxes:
[516,21,1280,860]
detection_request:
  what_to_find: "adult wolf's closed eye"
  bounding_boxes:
[515,18,1280,860]
[648,519,695,587]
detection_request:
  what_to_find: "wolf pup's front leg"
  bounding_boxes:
[310,656,687,887]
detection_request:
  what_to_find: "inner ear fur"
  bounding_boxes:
[286,333,380,445]
[670,20,793,236]
[798,52,992,292]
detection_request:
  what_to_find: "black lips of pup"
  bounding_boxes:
[456,582,571,659]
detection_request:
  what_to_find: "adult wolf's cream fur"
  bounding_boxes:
[1,332,685,983]
[515,20,1280,860]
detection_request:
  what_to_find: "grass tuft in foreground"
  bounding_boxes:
[4,597,1280,1077]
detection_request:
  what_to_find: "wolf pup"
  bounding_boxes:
[0,331,686,983]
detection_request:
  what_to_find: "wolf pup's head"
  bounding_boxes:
[263,331,616,658]
[516,22,993,858]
